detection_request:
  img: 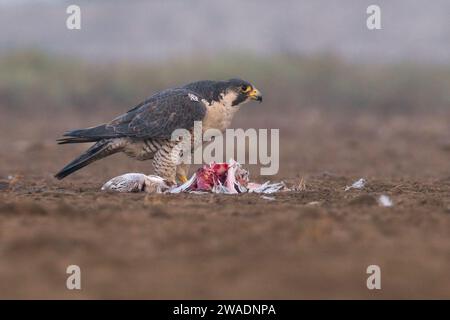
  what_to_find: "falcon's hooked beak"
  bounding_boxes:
[248,88,263,103]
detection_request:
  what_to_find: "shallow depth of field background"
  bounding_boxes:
[0,0,450,299]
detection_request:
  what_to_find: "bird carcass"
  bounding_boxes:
[102,159,287,194]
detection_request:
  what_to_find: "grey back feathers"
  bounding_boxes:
[60,88,206,142]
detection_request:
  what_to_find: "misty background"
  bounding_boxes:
[1,0,449,64]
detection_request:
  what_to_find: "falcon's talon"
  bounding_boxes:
[178,175,189,184]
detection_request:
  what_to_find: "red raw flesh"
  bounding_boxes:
[194,163,230,191]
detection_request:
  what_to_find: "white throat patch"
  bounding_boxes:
[201,90,241,132]
[219,90,238,107]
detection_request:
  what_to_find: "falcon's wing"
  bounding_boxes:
[111,89,206,138]
[62,89,207,140]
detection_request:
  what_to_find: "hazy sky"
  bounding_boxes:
[1,0,449,64]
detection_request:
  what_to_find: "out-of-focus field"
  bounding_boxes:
[1,52,450,298]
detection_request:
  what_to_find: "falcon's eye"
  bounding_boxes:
[240,85,251,93]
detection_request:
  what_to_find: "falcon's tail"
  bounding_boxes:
[56,136,100,144]
[55,139,119,180]
[56,124,111,144]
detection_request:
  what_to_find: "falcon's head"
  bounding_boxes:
[183,78,263,107]
[223,78,263,106]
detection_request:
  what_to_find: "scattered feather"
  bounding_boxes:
[378,194,393,207]
[345,178,366,191]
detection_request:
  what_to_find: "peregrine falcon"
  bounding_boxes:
[55,79,262,184]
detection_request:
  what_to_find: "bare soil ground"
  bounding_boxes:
[1,110,450,299]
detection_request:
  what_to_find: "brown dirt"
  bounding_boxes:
[1,109,450,299]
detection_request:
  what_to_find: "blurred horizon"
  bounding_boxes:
[2,50,449,116]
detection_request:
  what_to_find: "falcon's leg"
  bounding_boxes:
[152,142,181,185]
